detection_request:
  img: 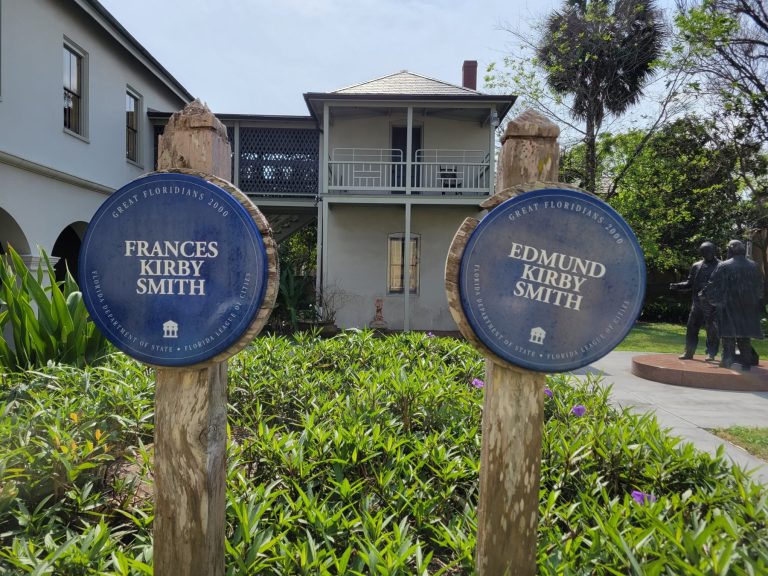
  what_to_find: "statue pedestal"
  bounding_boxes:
[632,354,768,392]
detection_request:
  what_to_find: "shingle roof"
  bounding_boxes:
[333,71,481,96]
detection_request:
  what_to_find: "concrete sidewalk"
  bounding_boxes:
[574,351,768,484]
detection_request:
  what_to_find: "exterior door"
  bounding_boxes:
[391,126,422,189]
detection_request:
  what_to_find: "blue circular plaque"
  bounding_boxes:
[459,188,645,372]
[80,173,268,366]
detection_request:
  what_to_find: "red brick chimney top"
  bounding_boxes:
[462,60,478,91]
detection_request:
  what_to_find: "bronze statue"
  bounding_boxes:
[670,241,720,361]
[702,240,764,370]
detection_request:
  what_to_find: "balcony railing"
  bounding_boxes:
[329,149,406,192]
[328,148,491,196]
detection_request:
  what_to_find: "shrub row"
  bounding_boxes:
[0,331,765,574]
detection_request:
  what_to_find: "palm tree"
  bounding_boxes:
[537,0,664,193]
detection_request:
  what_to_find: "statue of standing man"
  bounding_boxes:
[702,240,764,370]
[670,241,720,361]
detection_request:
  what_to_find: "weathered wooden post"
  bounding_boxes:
[79,100,278,576]
[445,109,646,575]
[495,109,561,196]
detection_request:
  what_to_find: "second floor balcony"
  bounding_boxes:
[328,148,491,196]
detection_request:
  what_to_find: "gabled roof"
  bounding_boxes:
[304,69,516,124]
[333,71,480,96]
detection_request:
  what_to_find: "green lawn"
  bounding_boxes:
[617,322,768,356]
[713,427,768,461]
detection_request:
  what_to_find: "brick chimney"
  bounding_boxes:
[462,60,478,90]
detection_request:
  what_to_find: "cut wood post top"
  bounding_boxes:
[164,99,229,140]
[496,108,560,196]
[158,99,232,181]
[500,108,560,143]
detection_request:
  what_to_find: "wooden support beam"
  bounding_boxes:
[79,99,277,576]
[154,363,227,575]
[153,100,232,576]
[446,108,561,576]
[475,361,545,575]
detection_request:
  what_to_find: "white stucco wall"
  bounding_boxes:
[0,0,187,256]
[0,0,186,187]
[329,111,491,156]
[324,203,480,331]
[329,116,392,155]
[422,116,489,153]
[0,163,105,253]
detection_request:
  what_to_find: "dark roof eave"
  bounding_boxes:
[78,0,193,103]
[303,92,517,122]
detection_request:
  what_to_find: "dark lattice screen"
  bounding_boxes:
[238,127,319,197]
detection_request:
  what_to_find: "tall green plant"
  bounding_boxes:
[277,267,309,332]
[0,246,108,370]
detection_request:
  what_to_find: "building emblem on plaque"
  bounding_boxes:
[529,327,546,345]
[163,320,179,339]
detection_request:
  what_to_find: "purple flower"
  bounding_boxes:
[570,404,586,417]
[631,490,656,505]
[472,378,485,389]
[427,331,435,338]
[544,387,553,398]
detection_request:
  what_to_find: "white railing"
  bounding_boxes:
[328,148,491,195]
[329,148,406,192]
[414,149,490,192]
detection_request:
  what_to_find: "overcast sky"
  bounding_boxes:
[99,0,679,117]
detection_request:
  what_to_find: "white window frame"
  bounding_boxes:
[63,37,88,140]
[388,233,420,294]
[125,86,143,166]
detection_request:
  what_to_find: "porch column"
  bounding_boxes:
[403,106,413,331]
[316,200,324,304]
[233,122,240,187]
[405,106,413,196]
[403,201,411,332]
[322,103,330,196]
[489,107,497,193]
[321,104,330,299]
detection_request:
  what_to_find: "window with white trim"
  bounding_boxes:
[125,88,142,163]
[63,40,87,136]
[388,233,419,294]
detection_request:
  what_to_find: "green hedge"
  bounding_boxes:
[639,295,691,324]
[0,332,765,574]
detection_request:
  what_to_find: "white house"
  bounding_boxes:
[305,69,515,330]
[1,0,517,333]
[0,0,191,278]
